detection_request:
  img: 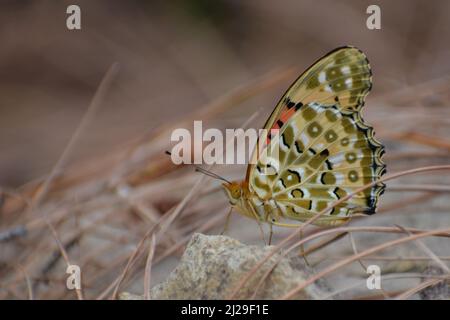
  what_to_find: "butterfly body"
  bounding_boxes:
[223,46,386,228]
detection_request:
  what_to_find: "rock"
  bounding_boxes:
[120,233,332,300]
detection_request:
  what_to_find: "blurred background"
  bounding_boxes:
[1,0,450,300]
[2,0,450,186]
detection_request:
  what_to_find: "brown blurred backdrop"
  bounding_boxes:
[1,0,450,187]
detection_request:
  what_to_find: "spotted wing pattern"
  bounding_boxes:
[247,46,385,226]
[246,46,375,182]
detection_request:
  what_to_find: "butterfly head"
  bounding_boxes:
[222,181,243,206]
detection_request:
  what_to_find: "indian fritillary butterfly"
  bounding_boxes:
[223,46,386,228]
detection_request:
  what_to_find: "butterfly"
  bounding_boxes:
[222,46,386,230]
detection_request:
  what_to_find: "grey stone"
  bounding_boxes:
[120,233,331,300]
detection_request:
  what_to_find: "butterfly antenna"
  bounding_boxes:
[165,150,231,184]
[194,167,231,184]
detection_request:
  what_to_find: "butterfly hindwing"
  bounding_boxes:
[247,46,385,226]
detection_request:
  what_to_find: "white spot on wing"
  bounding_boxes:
[277,180,284,189]
[315,143,324,150]
[345,78,353,88]
[300,133,309,147]
[334,172,345,183]
[302,188,310,198]
[280,137,289,152]
[341,66,350,75]
[297,167,306,177]
[329,154,345,166]
[318,71,326,83]
[261,157,280,174]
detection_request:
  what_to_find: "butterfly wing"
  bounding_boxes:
[247,46,385,225]
[246,46,373,182]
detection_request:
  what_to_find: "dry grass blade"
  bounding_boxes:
[395,225,449,273]
[108,209,167,300]
[144,234,156,300]
[6,63,119,299]
[14,264,33,300]
[322,273,440,300]
[46,221,84,300]
[387,184,450,192]
[394,277,449,300]
[391,132,450,151]
[301,232,348,257]
[30,63,120,209]
[348,232,368,271]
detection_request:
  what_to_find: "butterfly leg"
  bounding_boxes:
[263,200,281,245]
[299,228,311,267]
[268,223,273,245]
[220,207,233,235]
[264,199,288,245]
[248,201,268,245]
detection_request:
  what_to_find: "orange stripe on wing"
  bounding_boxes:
[267,107,296,140]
